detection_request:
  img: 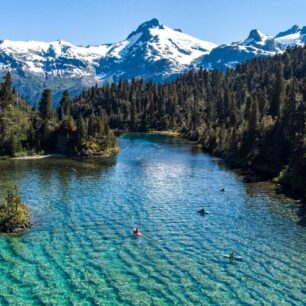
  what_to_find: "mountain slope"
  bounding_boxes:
[0,19,216,104]
[96,19,217,82]
[72,46,306,200]
[196,25,306,70]
[0,20,305,104]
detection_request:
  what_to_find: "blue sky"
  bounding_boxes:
[1,0,305,45]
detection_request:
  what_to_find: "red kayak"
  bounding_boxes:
[132,228,142,236]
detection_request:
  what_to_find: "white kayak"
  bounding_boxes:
[222,254,243,261]
[197,209,210,214]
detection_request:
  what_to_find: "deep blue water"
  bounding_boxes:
[0,133,305,305]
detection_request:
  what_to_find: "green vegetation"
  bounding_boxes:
[72,46,306,199]
[0,47,305,199]
[0,184,31,233]
[0,73,117,157]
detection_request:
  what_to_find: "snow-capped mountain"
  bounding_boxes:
[96,19,217,82]
[0,39,110,78]
[196,25,306,70]
[0,18,216,104]
[0,39,112,104]
[0,19,305,104]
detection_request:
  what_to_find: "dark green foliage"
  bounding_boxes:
[269,61,285,118]
[0,72,13,106]
[0,84,33,156]
[76,114,87,143]
[58,90,71,120]
[72,46,306,199]
[0,183,31,232]
[39,89,53,119]
[0,81,116,157]
[0,46,305,198]
[0,184,21,226]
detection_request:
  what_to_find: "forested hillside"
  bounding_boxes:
[72,46,306,199]
[0,73,117,158]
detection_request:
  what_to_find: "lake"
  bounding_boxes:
[0,133,305,305]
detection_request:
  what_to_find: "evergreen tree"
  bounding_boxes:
[39,89,53,119]
[270,61,285,118]
[76,114,87,142]
[130,99,136,131]
[58,90,71,120]
[0,72,13,106]
[249,100,260,133]
[1,45,306,198]
[302,77,306,102]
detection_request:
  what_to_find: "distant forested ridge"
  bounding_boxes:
[0,73,117,158]
[72,46,306,199]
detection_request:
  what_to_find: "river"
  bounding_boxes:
[0,133,305,305]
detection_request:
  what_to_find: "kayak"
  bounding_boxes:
[222,254,243,261]
[132,228,142,236]
[197,209,209,214]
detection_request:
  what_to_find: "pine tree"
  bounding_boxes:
[76,114,87,142]
[284,80,299,142]
[58,90,71,120]
[0,72,13,106]
[270,61,285,118]
[7,133,20,157]
[130,99,136,131]
[39,89,53,119]
[302,77,306,102]
[249,100,259,131]
[88,114,96,137]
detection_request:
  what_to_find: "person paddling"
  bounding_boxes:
[229,251,236,261]
[132,227,142,236]
[197,208,207,215]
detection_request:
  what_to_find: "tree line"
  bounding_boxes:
[0,46,305,198]
[72,46,306,199]
[0,72,117,158]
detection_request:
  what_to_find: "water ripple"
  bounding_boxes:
[0,134,305,305]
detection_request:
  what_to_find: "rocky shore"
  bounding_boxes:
[0,221,33,234]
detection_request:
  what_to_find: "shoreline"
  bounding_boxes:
[12,154,66,160]
[10,146,120,161]
[147,130,180,137]
[151,130,305,203]
[4,131,304,203]
[201,148,305,203]
[116,129,181,138]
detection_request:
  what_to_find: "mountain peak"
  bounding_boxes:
[275,25,300,38]
[127,18,162,39]
[247,29,266,42]
[140,18,161,28]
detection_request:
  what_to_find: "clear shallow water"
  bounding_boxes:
[0,133,305,305]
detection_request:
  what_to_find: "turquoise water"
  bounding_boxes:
[0,133,305,305]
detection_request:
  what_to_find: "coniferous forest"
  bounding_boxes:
[0,73,117,158]
[72,46,306,199]
[0,46,305,199]
[3,1,306,302]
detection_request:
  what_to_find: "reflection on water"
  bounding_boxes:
[0,133,305,305]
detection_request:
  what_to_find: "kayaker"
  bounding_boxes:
[197,208,206,215]
[229,251,235,261]
[132,227,141,236]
